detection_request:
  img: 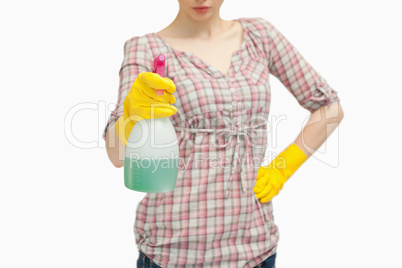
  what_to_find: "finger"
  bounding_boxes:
[256,166,268,180]
[256,172,265,181]
[162,77,176,94]
[258,184,276,203]
[256,189,271,201]
[168,94,176,104]
[140,72,176,93]
[139,103,178,119]
[253,180,266,193]
[137,75,175,104]
[140,90,175,106]
[260,192,274,203]
[255,184,272,200]
[153,105,178,117]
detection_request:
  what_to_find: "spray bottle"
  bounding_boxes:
[124,54,179,193]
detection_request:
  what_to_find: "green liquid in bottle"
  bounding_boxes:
[124,157,179,193]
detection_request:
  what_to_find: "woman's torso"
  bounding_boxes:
[134,17,279,268]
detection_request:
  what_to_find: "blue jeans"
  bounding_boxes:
[137,251,277,268]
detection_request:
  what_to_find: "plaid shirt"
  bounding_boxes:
[102,17,339,267]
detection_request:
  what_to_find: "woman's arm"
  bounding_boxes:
[103,37,154,168]
[105,121,125,168]
[294,102,344,157]
[254,102,344,203]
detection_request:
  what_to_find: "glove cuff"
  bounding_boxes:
[268,143,308,181]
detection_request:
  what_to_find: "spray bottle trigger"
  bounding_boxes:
[154,54,166,96]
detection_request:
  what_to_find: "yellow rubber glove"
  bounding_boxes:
[254,143,308,203]
[116,72,177,146]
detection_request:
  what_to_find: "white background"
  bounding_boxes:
[1,0,401,267]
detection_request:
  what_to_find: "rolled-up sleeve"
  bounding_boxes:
[258,17,340,113]
[102,36,153,141]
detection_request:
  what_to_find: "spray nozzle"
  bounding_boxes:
[153,54,166,95]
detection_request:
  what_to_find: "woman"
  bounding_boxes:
[103,0,344,267]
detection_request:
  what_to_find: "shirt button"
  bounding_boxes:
[232,101,236,106]
[229,88,235,92]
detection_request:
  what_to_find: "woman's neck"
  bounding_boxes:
[164,10,233,40]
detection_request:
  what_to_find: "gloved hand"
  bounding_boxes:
[115,72,177,146]
[254,143,308,203]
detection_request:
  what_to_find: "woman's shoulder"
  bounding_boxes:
[122,34,152,52]
[239,16,275,36]
[118,34,156,70]
[123,33,167,59]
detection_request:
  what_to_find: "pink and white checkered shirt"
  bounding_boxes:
[103,17,339,267]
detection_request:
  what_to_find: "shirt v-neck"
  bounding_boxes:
[151,18,248,79]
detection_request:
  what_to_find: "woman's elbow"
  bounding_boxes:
[325,102,344,122]
[109,155,124,168]
[336,102,344,122]
[106,147,125,168]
